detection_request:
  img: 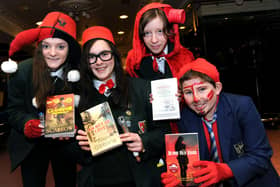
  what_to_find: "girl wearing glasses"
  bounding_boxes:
[74,26,171,187]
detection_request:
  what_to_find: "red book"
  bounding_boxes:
[165,133,200,186]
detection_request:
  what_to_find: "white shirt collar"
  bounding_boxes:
[151,45,168,74]
[163,44,168,54]
[50,67,64,79]
[93,72,116,97]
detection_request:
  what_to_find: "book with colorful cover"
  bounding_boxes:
[80,101,122,156]
[45,93,75,137]
[165,133,200,186]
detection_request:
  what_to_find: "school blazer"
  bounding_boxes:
[178,92,280,187]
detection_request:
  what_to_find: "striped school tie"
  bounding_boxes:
[202,114,220,163]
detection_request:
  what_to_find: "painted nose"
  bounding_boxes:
[193,91,199,103]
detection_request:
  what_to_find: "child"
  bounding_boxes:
[126,2,194,80]
[161,58,280,187]
[4,12,80,187]
[75,26,170,187]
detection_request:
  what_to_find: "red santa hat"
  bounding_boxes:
[1,12,80,82]
[178,58,220,82]
[82,26,115,46]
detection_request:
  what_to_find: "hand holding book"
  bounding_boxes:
[119,132,143,162]
[161,172,181,187]
[76,129,91,151]
[24,119,44,138]
[192,161,233,187]
[118,116,142,162]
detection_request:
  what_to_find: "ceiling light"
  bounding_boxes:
[119,14,128,19]
[118,31,125,35]
[36,21,42,26]
[179,26,186,30]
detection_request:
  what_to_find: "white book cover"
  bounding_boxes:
[151,78,180,120]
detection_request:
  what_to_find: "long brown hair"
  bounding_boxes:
[32,42,72,109]
[139,8,174,41]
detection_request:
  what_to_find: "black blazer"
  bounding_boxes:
[75,77,171,187]
[7,58,77,171]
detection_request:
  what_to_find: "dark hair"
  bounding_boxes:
[179,70,216,90]
[80,39,129,109]
[32,30,80,110]
[53,29,81,69]
[139,8,174,40]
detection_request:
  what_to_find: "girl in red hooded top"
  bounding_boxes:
[126,2,194,80]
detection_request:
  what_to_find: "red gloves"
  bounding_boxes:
[161,172,181,187]
[192,161,233,187]
[24,119,44,138]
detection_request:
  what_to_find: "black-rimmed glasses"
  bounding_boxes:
[88,50,113,65]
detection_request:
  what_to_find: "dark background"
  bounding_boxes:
[0,0,280,115]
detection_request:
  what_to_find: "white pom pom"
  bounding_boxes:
[32,97,38,108]
[133,152,139,157]
[74,94,80,107]
[67,70,80,82]
[1,58,18,73]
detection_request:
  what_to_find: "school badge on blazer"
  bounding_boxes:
[138,120,146,134]
[233,142,245,157]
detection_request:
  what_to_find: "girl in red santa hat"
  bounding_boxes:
[2,12,81,187]
[73,26,171,187]
[126,2,194,80]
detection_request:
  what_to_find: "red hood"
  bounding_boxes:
[126,3,194,77]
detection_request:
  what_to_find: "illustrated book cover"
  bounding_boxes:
[80,101,122,156]
[45,93,75,137]
[151,78,180,120]
[165,133,200,186]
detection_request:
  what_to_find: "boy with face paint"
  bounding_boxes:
[161,58,280,187]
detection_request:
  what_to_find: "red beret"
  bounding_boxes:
[82,26,115,46]
[178,58,220,82]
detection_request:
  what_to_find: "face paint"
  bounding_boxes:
[183,81,204,103]
[182,78,219,119]
[183,81,204,90]
[207,90,214,101]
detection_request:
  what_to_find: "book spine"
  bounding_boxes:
[39,112,45,127]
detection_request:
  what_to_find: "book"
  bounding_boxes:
[45,93,75,137]
[151,78,180,120]
[80,101,122,156]
[165,133,200,186]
